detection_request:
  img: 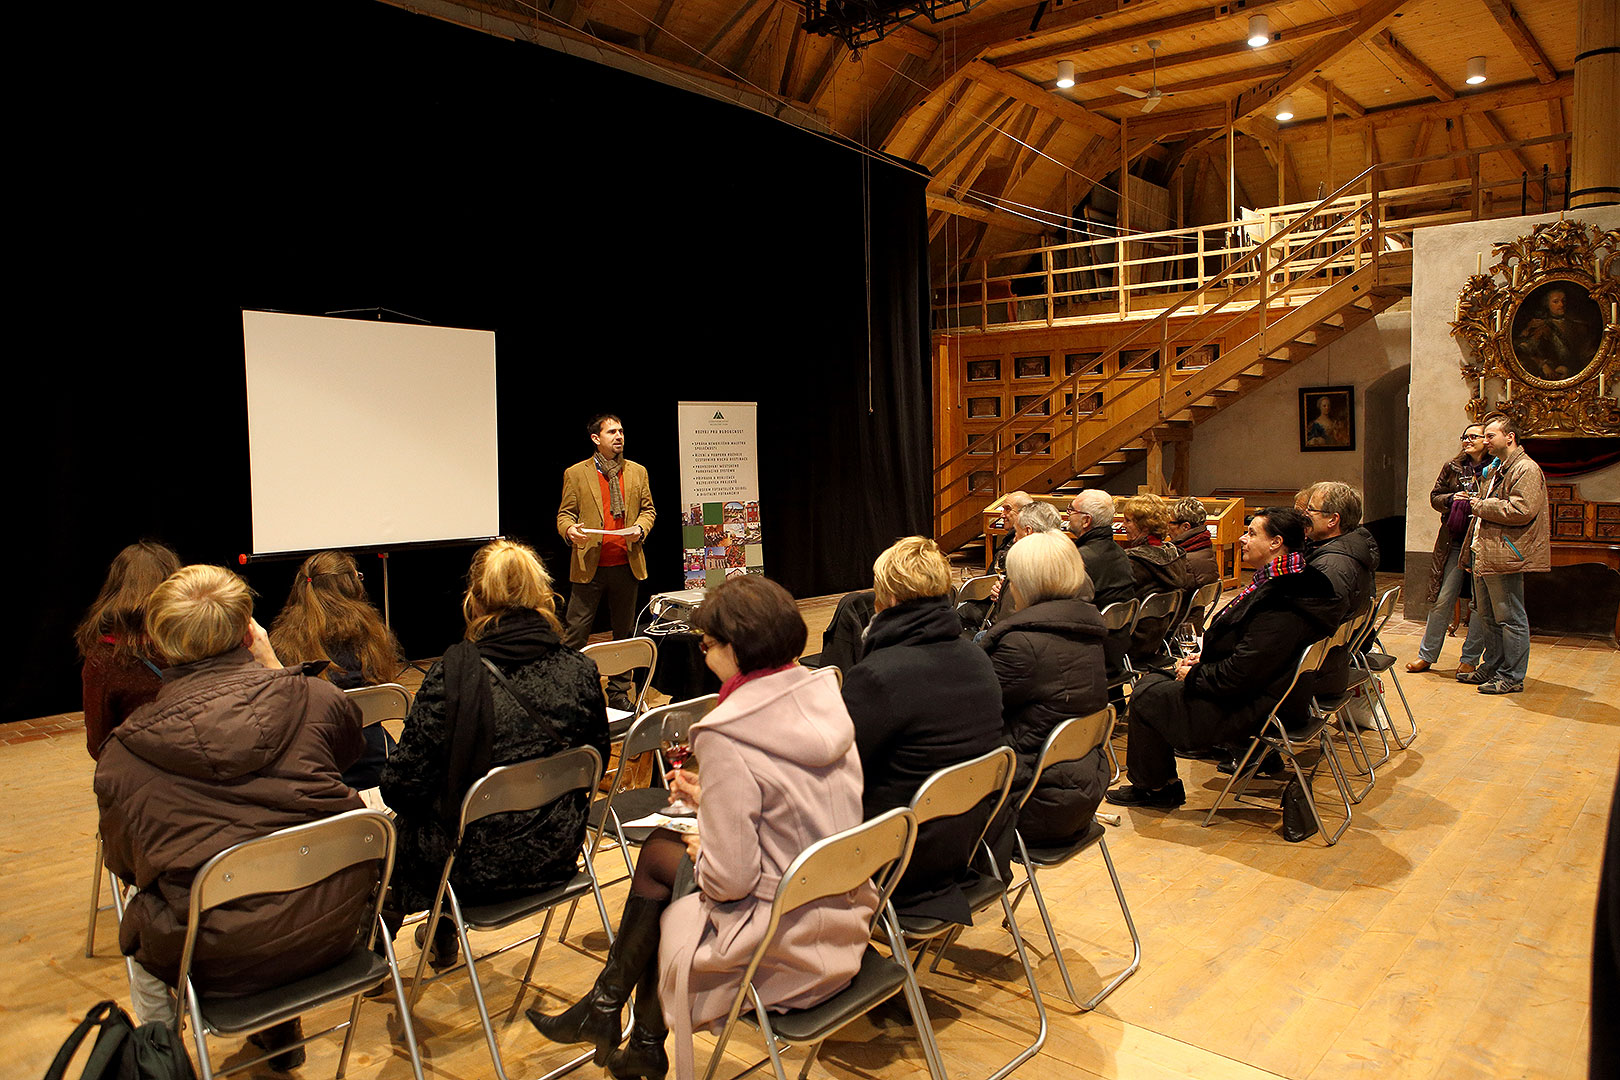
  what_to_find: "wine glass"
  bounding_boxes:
[1460,474,1479,497]
[660,713,697,816]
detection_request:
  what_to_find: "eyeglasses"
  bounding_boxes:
[1461,434,1483,441]
[698,636,719,655]
[1305,506,1330,516]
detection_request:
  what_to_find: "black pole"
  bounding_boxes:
[1521,172,1528,216]
[1542,164,1550,213]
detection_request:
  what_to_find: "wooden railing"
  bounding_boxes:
[930,133,1571,544]
[932,133,1572,332]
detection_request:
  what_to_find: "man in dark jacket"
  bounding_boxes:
[1066,489,1135,609]
[1303,481,1379,698]
[843,537,1004,924]
[1106,508,1338,809]
[95,564,368,1068]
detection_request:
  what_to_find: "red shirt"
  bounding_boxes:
[597,470,630,567]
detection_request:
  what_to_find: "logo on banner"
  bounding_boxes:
[712,411,725,420]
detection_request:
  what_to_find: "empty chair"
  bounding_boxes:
[407,747,616,1080]
[1007,707,1140,1011]
[696,807,944,1080]
[584,636,658,738]
[1355,585,1418,748]
[174,808,424,1080]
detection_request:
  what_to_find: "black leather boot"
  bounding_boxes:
[607,959,668,1080]
[527,894,663,1064]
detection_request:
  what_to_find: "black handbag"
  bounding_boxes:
[1282,779,1319,843]
[42,1000,197,1080]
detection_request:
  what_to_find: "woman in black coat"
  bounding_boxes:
[381,540,610,964]
[981,530,1110,848]
[842,536,1004,924]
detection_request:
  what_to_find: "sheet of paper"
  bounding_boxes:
[620,812,698,834]
[581,527,639,536]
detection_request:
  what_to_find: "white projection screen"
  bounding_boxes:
[241,310,500,555]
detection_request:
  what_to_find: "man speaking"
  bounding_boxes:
[557,413,656,709]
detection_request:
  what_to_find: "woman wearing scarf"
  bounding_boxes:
[1106,508,1340,810]
[380,539,609,969]
[531,574,873,1080]
[1407,422,1492,674]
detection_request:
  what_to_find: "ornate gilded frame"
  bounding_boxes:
[1451,218,1620,437]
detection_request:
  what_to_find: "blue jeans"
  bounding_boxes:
[1418,545,1487,664]
[1474,571,1529,685]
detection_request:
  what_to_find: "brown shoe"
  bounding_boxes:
[1458,662,1476,675]
[1406,659,1431,673]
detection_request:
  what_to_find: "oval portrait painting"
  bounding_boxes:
[1509,278,1604,384]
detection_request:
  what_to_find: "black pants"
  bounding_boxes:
[563,563,642,699]
[1125,674,1250,790]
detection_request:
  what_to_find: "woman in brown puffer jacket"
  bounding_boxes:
[95,564,368,1068]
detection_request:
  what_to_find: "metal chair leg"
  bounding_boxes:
[86,834,105,958]
[1202,737,1264,826]
[1082,837,1141,1010]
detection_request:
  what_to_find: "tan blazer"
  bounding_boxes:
[1468,444,1550,575]
[556,458,656,583]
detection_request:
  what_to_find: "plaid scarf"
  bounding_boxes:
[1227,549,1306,609]
[594,452,625,519]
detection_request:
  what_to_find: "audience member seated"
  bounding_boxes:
[77,540,181,760]
[959,490,1034,633]
[1170,498,1219,589]
[803,587,876,672]
[969,501,1069,635]
[1120,493,1196,660]
[531,575,874,1080]
[1066,489,1136,610]
[1303,481,1379,698]
[980,531,1109,867]
[94,564,370,1071]
[269,550,406,789]
[1104,508,1339,810]
[842,536,1004,923]
[380,539,609,971]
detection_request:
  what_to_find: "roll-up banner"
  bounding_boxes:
[677,402,763,591]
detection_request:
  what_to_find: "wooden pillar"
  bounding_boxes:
[1226,100,1236,224]
[1169,438,1190,495]
[1145,434,1168,495]
[1325,83,1336,194]
[1570,0,1620,208]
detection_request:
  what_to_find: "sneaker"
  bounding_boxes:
[1478,678,1524,695]
[1105,779,1186,809]
[1456,669,1493,684]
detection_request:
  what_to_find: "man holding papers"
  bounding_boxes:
[558,413,657,708]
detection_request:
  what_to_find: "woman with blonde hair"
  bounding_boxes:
[77,540,182,758]
[841,536,1003,921]
[380,539,609,969]
[270,550,404,787]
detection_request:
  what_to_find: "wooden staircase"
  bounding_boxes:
[933,166,1414,554]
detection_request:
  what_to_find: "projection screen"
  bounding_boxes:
[241,310,500,555]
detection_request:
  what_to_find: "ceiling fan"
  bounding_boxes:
[1115,39,1172,113]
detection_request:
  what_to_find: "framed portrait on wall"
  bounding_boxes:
[1299,386,1355,452]
[1013,355,1051,379]
[1508,278,1605,385]
[966,358,1001,382]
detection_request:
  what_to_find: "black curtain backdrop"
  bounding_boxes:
[10,0,931,722]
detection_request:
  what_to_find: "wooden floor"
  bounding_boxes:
[9,587,1617,1080]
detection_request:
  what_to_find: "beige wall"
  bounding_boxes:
[1406,206,1620,561]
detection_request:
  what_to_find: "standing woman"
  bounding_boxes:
[270,550,405,788]
[1407,423,1491,674]
[76,540,181,759]
[380,540,609,968]
[531,574,874,1080]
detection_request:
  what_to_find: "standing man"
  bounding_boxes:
[558,413,656,709]
[1461,415,1549,695]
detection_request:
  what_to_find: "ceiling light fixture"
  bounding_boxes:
[1248,14,1271,48]
[1275,95,1295,121]
[1466,56,1488,85]
[1056,60,1075,89]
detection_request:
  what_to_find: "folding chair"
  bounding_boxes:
[1097,598,1138,782]
[955,574,999,609]
[174,808,425,1080]
[1202,639,1356,845]
[698,807,945,1080]
[583,637,658,739]
[1317,608,1388,803]
[84,833,140,997]
[1355,586,1418,748]
[342,683,411,731]
[1125,590,1184,675]
[409,747,616,1080]
[1006,707,1140,1011]
[896,747,1047,1080]
[1173,580,1222,653]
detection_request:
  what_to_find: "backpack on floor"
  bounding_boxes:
[42,1000,197,1080]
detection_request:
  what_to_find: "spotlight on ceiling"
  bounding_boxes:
[1466,56,1488,85]
[1275,95,1295,122]
[1056,60,1075,89]
[1248,14,1271,48]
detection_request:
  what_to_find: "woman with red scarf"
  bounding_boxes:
[1106,507,1340,810]
[530,574,873,1080]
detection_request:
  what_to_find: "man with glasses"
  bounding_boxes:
[1301,482,1378,699]
[1460,415,1549,694]
[1408,424,1491,675]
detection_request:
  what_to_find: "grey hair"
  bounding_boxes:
[1020,502,1063,534]
[1072,489,1116,525]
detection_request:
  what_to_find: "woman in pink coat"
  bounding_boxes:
[530,575,874,1080]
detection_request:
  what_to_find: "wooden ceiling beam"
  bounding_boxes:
[775,18,804,97]
[958,0,1169,58]
[698,0,769,70]
[804,39,847,108]
[925,96,1017,174]
[926,192,1045,234]
[1272,73,1571,140]
[962,59,1119,141]
[942,104,1036,196]
[727,4,777,77]
[1478,0,1558,84]
[1470,109,1543,202]
[1231,0,1412,125]
[1055,15,1346,89]
[908,75,973,166]
[1310,77,1365,118]
[990,0,1298,69]
[1082,62,1290,111]
[642,0,677,54]
[1368,30,1456,102]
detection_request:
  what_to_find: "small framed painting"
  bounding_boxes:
[1299,386,1355,452]
[1013,355,1051,379]
[967,358,1001,382]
